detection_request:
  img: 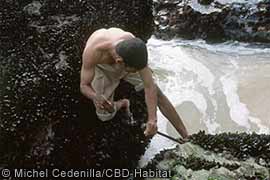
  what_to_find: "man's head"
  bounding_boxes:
[115,38,148,72]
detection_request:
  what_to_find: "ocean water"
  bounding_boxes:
[139,36,270,166]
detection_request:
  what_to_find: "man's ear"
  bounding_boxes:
[115,57,123,64]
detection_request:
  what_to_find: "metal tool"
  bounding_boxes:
[140,123,185,144]
[156,131,185,144]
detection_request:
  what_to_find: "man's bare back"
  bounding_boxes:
[84,28,135,65]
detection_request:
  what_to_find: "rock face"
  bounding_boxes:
[154,0,270,42]
[145,131,270,180]
[198,0,214,5]
[0,0,153,173]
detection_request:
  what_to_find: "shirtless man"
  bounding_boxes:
[80,27,188,138]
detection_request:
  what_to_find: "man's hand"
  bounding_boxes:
[93,95,114,112]
[177,136,190,144]
[144,120,158,138]
[181,132,189,140]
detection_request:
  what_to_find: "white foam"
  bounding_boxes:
[148,38,221,135]
[170,38,270,56]
[140,36,270,166]
[190,0,222,14]
[220,74,251,129]
[249,116,270,134]
[148,38,216,95]
[140,38,221,166]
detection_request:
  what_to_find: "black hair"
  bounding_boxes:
[115,38,148,70]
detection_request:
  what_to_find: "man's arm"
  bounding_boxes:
[156,87,189,139]
[80,48,113,111]
[139,67,158,137]
[80,50,97,101]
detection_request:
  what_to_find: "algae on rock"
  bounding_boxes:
[145,131,270,180]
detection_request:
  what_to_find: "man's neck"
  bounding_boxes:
[98,40,123,65]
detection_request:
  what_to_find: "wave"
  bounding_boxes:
[150,36,270,55]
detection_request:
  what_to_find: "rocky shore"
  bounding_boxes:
[145,131,270,180]
[1,0,270,179]
[0,0,153,173]
[154,0,270,42]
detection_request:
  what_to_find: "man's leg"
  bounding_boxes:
[156,85,189,138]
[114,99,130,112]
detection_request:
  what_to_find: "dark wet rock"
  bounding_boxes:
[198,0,214,5]
[0,0,153,175]
[144,131,270,180]
[154,0,270,42]
[190,131,270,166]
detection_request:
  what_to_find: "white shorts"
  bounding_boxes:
[92,64,144,121]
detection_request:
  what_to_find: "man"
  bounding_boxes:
[80,27,188,139]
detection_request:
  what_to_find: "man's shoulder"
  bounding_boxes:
[92,28,107,36]
[89,30,107,43]
[85,30,108,52]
